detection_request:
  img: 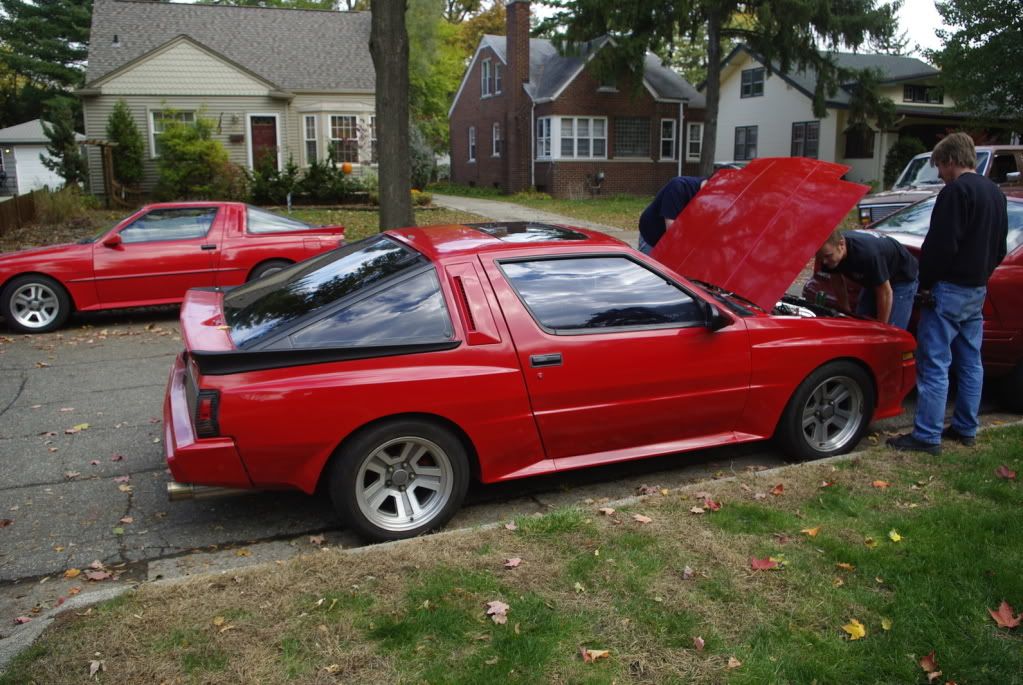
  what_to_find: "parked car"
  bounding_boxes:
[0,202,345,333]
[858,145,1023,225]
[163,158,916,541]
[803,190,1023,408]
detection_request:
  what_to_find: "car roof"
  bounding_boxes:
[384,222,628,261]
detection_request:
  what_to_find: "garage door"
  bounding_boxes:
[16,145,64,194]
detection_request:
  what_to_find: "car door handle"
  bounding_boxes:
[200,244,217,251]
[530,353,562,367]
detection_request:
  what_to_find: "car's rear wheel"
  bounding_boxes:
[776,361,875,460]
[247,259,291,281]
[328,419,470,541]
[1,274,72,334]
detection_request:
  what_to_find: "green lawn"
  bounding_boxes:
[5,427,1021,684]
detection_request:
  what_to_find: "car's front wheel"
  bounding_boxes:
[328,419,470,542]
[1,274,72,334]
[776,361,875,460]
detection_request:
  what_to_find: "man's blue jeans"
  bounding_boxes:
[856,278,919,330]
[637,234,654,255]
[912,281,986,445]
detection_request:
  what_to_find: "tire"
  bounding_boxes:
[247,259,292,282]
[997,362,1023,412]
[775,361,875,460]
[328,419,470,542]
[1,274,72,334]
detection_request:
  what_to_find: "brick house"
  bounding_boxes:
[448,0,705,199]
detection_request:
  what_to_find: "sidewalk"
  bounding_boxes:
[431,193,640,248]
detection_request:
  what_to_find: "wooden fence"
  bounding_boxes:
[0,191,37,236]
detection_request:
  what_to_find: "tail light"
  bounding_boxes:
[194,389,221,438]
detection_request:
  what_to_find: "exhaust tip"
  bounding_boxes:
[167,482,252,501]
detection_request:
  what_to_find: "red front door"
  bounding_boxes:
[251,116,278,170]
[92,206,221,306]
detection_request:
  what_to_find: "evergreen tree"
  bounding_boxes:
[0,0,91,89]
[41,99,87,187]
[538,0,903,175]
[105,100,145,187]
[930,0,1022,134]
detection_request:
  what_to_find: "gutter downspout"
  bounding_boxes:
[530,99,536,189]
[678,101,685,177]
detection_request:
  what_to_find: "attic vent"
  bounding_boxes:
[112,34,121,48]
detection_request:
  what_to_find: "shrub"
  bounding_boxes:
[249,154,300,205]
[105,100,145,187]
[293,148,367,204]
[34,185,98,226]
[883,137,927,189]
[411,188,432,206]
[41,98,87,187]
[154,113,232,200]
[409,123,436,190]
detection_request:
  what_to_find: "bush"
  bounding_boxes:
[409,123,436,190]
[34,185,98,226]
[411,188,432,206]
[106,100,145,187]
[154,113,233,200]
[249,154,300,205]
[883,137,927,189]
[292,148,368,204]
[41,99,88,188]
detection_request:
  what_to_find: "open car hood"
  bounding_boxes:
[651,158,868,312]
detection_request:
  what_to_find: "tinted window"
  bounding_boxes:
[873,197,936,237]
[119,207,216,243]
[288,270,452,348]
[896,151,991,188]
[246,206,315,234]
[1008,202,1023,253]
[501,257,702,332]
[225,236,423,348]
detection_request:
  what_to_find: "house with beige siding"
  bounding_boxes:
[713,45,976,186]
[79,0,375,197]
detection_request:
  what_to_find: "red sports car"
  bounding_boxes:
[803,190,1023,408]
[164,159,916,541]
[0,202,345,333]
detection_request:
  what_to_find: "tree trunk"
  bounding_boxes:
[699,7,722,177]
[370,0,414,230]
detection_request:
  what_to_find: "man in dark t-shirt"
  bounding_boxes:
[816,229,919,329]
[637,176,706,254]
[888,132,1009,455]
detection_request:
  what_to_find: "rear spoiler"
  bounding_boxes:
[180,288,234,353]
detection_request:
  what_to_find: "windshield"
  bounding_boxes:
[224,235,425,348]
[873,197,936,236]
[895,151,991,188]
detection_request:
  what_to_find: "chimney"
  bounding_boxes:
[505,0,530,95]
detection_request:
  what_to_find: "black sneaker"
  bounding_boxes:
[887,433,941,455]
[942,426,977,447]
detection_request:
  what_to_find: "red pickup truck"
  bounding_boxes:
[0,202,345,333]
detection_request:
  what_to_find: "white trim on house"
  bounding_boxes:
[246,112,282,170]
[147,107,196,159]
[447,42,507,118]
[659,118,677,160]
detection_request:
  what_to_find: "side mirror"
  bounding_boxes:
[102,234,123,248]
[1006,171,1021,183]
[704,301,733,331]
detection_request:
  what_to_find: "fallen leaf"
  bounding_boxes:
[835,562,855,571]
[842,618,867,640]
[89,660,105,677]
[864,537,879,549]
[60,407,74,412]
[995,465,1017,480]
[727,656,743,669]
[800,527,820,537]
[117,484,132,493]
[772,533,792,544]
[89,460,100,466]
[486,600,509,624]
[323,664,341,674]
[235,548,251,557]
[820,480,834,488]
[770,483,784,496]
[64,568,81,579]
[693,491,713,499]
[212,616,226,626]
[14,616,31,625]
[988,601,1021,629]
[682,565,695,580]
[919,650,940,680]
[504,521,518,531]
[85,570,111,581]
[504,557,522,569]
[112,527,124,536]
[309,534,326,546]
[484,656,499,665]
[110,454,125,462]
[703,497,721,511]
[113,475,130,483]
[636,484,660,496]
[753,492,768,500]
[119,516,133,524]
[888,529,902,543]
[597,507,615,516]
[64,471,80,480]
[0,519,12,528]
[690,506,705,515]
[580,647,610,663]
[89,560,104,570]
[871,480,890,489]
[68,587,81,596]
[633,514,652,524]
[881,617,892,631]
[832,577,844,588]
[750,557,779,571]
[574,581,586,593]
[692,636,705,651]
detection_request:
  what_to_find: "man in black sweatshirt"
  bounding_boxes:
[888,132,1008,454]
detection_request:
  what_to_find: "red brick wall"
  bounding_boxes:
[449,45,511,191]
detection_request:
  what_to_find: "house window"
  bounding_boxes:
[492,122,502,157]
[150,110,195,157]
[734,125,758,161]
[495,63,503,94]
[329,115,359,163]
[615,117,650,157]
[660,119,677,160]
[903,84,943,104]
[791,121,820,159]
[560,117,607,159]
[370,116,378,163]
[844,124,875,159]
[687,123,703,161]
[468,126,476,162]
[536,117,551,159]
[304,115,318,165]
[740,67,765,98]
[481,59,492,97]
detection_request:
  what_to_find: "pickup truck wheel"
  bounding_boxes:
[247,260,291,281]
[1,275,72,334]
[776,361,875,460]
[329,419,469,542]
